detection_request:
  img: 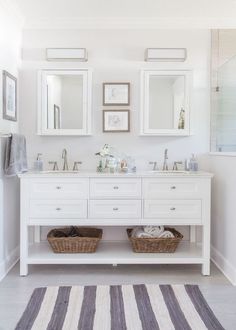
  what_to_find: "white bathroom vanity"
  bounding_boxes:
[19,171,213,276]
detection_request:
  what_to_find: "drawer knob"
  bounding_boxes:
[170,207,176,211]
[56,207,61,211]
[113,207,119,211]
[113,186,119,190]
[171,186,176,190]
[56,186,62,190]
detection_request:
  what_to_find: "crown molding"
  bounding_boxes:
[23,16,236,30]
[0,0,25,27]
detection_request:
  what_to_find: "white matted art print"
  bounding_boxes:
[103,83,130,106]
[2,70,17,121]
[103,110,130,132]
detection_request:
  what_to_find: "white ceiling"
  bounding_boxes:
[7,0,236,29]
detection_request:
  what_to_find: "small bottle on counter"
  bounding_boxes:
[34,153,43,171]
[189,154,198,172]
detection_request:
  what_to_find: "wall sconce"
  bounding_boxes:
[145,48,187,62]
[46,48,88,61]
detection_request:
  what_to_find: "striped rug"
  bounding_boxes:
[15,284,224,330]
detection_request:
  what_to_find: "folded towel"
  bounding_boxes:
[158,230,174,238]
[131,227,152,238]
[144,226,164,237]
[4,134,28,176]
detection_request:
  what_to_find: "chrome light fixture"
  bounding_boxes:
[46,48,88,61]
[145,48,187,62]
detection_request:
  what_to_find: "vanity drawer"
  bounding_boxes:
[142,178,204,199]
[89,200,142,218]
[29,200,87,218]
[144,199,202,220]
[90,178,141,199]
[29,179,88,199]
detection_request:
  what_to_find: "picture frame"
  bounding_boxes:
[103,110,130,132]
[103,82,130,106]
[2,70,17,121]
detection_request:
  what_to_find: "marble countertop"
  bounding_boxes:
[18,170,214,178]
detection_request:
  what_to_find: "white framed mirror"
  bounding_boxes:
[38,69,92,135]
[140,70,191,136]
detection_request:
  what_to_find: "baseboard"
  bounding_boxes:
[0,246,19,282]
[211,245,236,286]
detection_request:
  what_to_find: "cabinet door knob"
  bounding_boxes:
[56,207,61,211]
[113,207,119,211]
[56,186,62,190]
[113,186,119,190]
[170,207,176,211]
[171,186,176,190]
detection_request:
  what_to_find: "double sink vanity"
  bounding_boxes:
[19,170,213,276]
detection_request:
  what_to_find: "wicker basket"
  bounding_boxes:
[127,227,183,253]
[47,227,103,253]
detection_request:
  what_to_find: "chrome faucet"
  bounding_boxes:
[62,149,69,171]
[162,149,168,171]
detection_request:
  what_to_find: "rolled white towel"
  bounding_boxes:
[131,227,153,238]
[158,230,174,238]
[131,227,143,238]
[143,226,164,237]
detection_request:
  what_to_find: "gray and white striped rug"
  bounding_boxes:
[15,284,224,330]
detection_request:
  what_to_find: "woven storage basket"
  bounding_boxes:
[47,227,102,253]
[127,227,183,253]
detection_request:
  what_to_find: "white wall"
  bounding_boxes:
[20,29,211,171]
[0,3,22,280]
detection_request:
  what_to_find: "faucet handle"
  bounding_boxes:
[73,161,82,171]
[173,161,183,171]
[48,161,59,171]
[149,161,158,171]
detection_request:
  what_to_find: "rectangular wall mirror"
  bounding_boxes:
[38,69,92,135]
[140,70,191,136]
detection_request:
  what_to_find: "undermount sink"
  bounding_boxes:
[149,170,190,174]
[39,170,79,174]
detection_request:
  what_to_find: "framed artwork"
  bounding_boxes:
[2,70,17,121]
[103,110,130,132]
[54,104,61,129]
[103,82,130,106]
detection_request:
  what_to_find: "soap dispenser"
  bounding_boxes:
[189,154,198,172]
[34,153,43,171]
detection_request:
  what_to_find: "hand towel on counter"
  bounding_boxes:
[4,134,28,176]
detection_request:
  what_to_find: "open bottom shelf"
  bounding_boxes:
[27,241,203,265]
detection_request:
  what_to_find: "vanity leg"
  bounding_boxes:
[34,226,41,243]
[190,226,196,243]
[20,225,28,276]
[202,261,210,276]
[201,223,211,276]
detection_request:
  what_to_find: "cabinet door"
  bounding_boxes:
[30,200,87,218]
[89,200,142,219]
[90,178,141,199]
[29,178,88,199]
[142,178,204,199]
[144,199,202,223]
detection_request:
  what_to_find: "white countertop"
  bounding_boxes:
[18,170,214,178]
